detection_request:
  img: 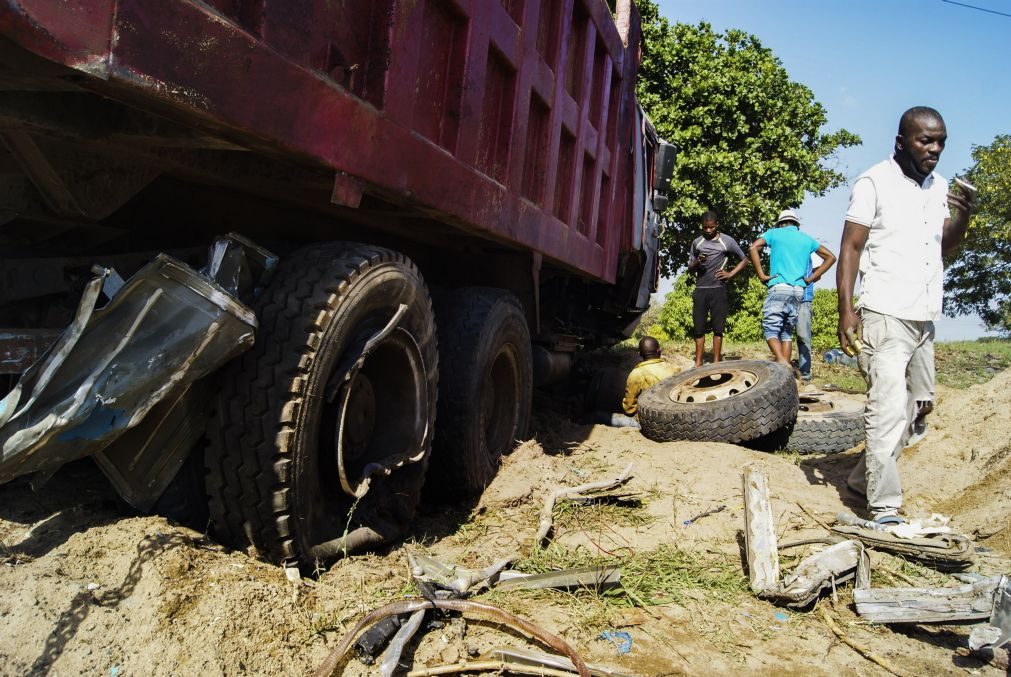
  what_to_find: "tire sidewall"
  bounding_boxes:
[638,360,797,443]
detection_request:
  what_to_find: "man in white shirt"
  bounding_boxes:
[836,107,974,524]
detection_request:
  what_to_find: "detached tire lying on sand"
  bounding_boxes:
[637,360,797,444]
[779,393,865,453]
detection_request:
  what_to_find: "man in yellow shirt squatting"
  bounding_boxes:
[618,337,680,425]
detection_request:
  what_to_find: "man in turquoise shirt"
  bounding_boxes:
[749,210,836,365]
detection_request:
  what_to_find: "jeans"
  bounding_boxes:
[761,285,803,341]
[797,300,812,379]
[603,412,640,429]
[846,310,935,518]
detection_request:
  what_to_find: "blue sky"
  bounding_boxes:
[652,0,1010,339]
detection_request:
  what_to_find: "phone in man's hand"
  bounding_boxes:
[953,177,977,200]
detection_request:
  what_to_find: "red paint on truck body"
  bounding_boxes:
[0,0,644,282]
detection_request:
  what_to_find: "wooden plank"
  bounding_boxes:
[743,466,779,595]
[853,577,1000,623]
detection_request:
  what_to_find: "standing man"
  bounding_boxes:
[749,209,836,366]
[796,259,815,383]
[837,107,974,525]
[686,211,748,367]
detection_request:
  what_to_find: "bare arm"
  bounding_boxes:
[748,238,771,283]
[941,190,975,256]
[716,256,749,281]
[836,221,869,355]
[805,244,836,284]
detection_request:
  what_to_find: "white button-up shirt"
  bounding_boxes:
[845,157,949,322]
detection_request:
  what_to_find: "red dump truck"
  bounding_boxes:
[0,0,673,564]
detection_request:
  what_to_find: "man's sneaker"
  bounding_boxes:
[872,513,905,526]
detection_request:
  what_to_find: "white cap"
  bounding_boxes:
[776,208,800,226]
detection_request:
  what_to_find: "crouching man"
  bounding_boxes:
[606,337,680,428]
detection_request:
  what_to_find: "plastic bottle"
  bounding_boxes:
[823,348,857,368]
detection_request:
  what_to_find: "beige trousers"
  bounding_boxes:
[847,309,935,517]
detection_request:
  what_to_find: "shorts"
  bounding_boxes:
[762,284,804,341]
[692,286,728,338]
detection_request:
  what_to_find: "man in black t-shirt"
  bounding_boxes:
[686,211,748,366]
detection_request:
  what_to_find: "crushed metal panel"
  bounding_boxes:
[482,646,637,677]
[495,566,622,593]
[772,540,869,608]
[203,232,277,303]
[970,575,1011,651]
[832,521,975,572]
[0,237,265,486]
[91,379,213,512]
[743,467,869,608]
[78,233,274,508]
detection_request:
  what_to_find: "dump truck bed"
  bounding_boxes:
[0,0,645,283]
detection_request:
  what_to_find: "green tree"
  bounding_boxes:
[651,274,765,343]
[635,1,860,275]
[810,288,842,351]
[723,276,766,343]
[652,274,695,341]
[645,279,843,350]
[944,135,1011,334]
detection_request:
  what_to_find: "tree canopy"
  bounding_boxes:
[635,1,860,275]
[944,134,1011,334]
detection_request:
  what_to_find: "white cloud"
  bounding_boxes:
[839,86,859,108]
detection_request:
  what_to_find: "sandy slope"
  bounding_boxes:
[0,367,1008,675]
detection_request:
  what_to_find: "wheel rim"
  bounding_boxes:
[482,345,520,457]
[798,394,834,413]
[328,327,429,498]
[668,368,759,403]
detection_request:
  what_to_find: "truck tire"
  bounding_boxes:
[780,393,865,454]
[204,244,438,564]
[427,288,532,499]
[638,361,797,444]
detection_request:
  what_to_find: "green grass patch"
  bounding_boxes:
[552,495,655,533]
[811,361,867,393]
[507,543,748,608]
[478,543,749,639]
[935,339,1011,388]
[618,545,749,606]
[869,553,953,589]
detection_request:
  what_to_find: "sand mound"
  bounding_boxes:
[900,369,1011,553]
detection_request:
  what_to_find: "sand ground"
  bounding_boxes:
[1,362,1009,676]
